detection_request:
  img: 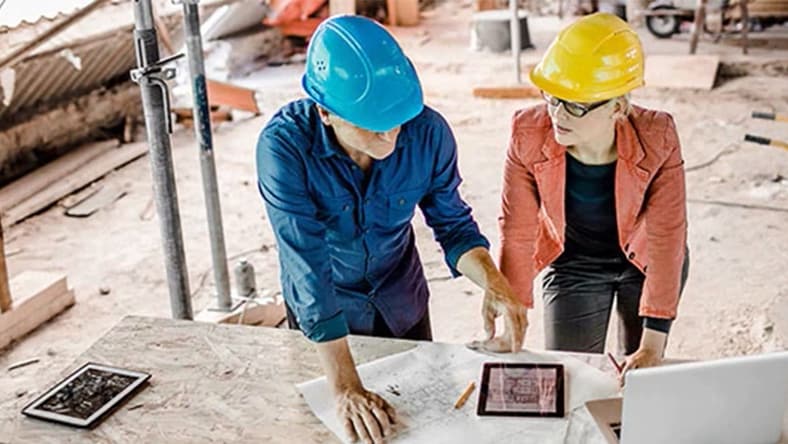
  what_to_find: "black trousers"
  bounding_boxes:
[285,304,433,341]
[542,251,689,355]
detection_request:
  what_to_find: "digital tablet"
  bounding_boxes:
[477,362,565,417]
[22,362,150,428]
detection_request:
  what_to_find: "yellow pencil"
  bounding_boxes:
[454,381,476,409]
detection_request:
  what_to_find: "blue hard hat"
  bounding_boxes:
[301,15,424,133]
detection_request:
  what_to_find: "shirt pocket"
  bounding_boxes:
[387,188,425,227]
[317,194,357,240]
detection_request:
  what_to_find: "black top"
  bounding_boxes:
[555,153,672,333]
[559,153,621,260]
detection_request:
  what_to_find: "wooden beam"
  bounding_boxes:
[395,0,420,26]
[472,85,541,99]
[2,142,148,227]
[387,0,399,25]
[0,272,74,350]
[689,0,708,54]
[474,0,500,11]
[0,224,11,313]
[206,79,261,114]
[0,83,142,182]
[277,17,324,38]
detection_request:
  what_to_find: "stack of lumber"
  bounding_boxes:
[0,139,148,227]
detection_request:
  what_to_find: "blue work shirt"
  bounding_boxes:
[256,99,489,342]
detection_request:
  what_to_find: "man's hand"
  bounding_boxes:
[619,328,667,386]
[456,247,528,353]
[470,279,528,353]
[336,386,397,444]
[315,337,399,443]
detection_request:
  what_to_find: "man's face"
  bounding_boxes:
[319,109,401,160]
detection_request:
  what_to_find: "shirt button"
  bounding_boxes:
[643,265,648,273]
[342,204,349,211]
[628,252,636,260]
[398,198,405,205]
[624,243,630,251]
[369,256,376,261]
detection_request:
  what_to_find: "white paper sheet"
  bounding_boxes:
[297,343,618,444]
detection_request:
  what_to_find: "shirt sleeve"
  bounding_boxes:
[417,112,490,276]
[643,316,672,334]
[256,128,349,343]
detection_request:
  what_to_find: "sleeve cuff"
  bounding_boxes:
[643,316,672,334]
[445,236,491,277]
[305,311,350,343]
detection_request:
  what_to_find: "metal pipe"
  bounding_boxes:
[181,1,233,312]
[131,0,193,320]
[510,0,522,84]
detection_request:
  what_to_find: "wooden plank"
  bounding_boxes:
[0,289,75,349]
[329,0,355,15]
[206,79,261,114]
[645,55,720,90]
[0,272,73,350]
[392,0,419,26]
[0,316,621,442]
[0,224,10,313]
[195,299,285,326]
[2,142,148,227]
[387,0,399,25]
[278,18,324,38]
[472,85,541,99]
[0,140,119,214]
[65,185,126,218]
[474,0,501,11]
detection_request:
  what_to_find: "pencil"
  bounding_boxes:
[454,381,476,409]
[607,352,624,374]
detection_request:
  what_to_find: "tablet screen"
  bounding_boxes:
[477,363,565,417]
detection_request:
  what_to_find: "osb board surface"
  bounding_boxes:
[0,316,615,443]
[0,316,415,443]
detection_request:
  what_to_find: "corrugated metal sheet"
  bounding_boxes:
[0,29,136,123]
[0,0,235,125]
[0,0,97,29]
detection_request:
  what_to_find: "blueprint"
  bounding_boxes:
[297,343,619,443]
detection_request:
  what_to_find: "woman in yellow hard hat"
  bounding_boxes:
[497,13,689,378]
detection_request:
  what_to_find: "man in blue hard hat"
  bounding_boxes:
[256,15,526,443]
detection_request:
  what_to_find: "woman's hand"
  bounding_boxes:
[619,328,668,386]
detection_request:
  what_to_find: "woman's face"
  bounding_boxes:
[544,93,621,147]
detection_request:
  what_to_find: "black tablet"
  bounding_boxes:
[22,362,150,428]
[477,362,565,417]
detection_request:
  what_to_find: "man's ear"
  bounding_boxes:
[316,106,332,126]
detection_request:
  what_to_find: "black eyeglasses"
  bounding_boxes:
[541,91,611,118]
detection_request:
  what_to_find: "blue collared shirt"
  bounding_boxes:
[256,99,489,342]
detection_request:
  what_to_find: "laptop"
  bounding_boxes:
[586,351,788,444]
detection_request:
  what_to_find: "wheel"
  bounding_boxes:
[646,5,681,38]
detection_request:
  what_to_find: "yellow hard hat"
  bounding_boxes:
[530,13,644,103]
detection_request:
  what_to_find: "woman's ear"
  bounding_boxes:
[613,97,629,121]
